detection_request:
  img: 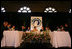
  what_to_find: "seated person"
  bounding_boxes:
[7,24,12,30]
[64,24,69,31]
[40,26,44,32]
[21,26,26,32]
[1,21,8,40]
[56,26,60,31]
[26,27,30,31]
[45,27,51,35]
[45,27,48,31]
[45,27,51,32]
[60,25,64,31]
[11,26,15,31]
[2,21,9,30]
[48,27,51,32]
[26,27,30,33]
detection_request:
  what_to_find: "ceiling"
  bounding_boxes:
[1,1,71,12]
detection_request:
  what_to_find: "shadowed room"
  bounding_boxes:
[1,1,71,48]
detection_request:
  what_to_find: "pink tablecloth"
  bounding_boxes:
[1,31,23,47]
[49,31,71,48]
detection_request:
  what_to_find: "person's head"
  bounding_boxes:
[22,26,25,29]
[60,25,63,27]
[45,27,48,30]
[3,21,8,26]
[12,26,15,29]
[7,24,11,27]
[65,24,68,27]
[48,26,50,29]
[28,27,30,30]
[57,26,59,29]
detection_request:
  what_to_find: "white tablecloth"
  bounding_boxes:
[1,31,23,47]
[49,31,71,48]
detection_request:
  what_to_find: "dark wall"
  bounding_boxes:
[1,12,72,30]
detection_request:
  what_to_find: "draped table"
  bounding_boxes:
[1,31,23,48]
[49,31,71,48]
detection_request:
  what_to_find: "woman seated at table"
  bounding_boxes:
[2,21,9,31]
[56,26,61,31]
[1,21,8,41]
[11,26,15,31]
[40,26,44,32]
[40,26,44,34]
[21,26,26,32]
[45,27,51,34]
[60,25,64,31]
[26,27,30,33]
[7,24,12,30]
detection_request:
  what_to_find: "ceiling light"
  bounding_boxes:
[52,8,55,11]
[48,11,53,13]
[44,10,47,13]
[27,7,30,11]
[69,9,71,13]
[54,11,57,12]
[2,10,5,12]
[49,7,52,10]
[1,7,4,10]
[20,8,23,10]
[28,10,31,13]
[22,10,27,13]
[23,6,27,9]
[18,10,21,12]
[46,8,49,11]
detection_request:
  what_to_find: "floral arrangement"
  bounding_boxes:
[22,31,51,43]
